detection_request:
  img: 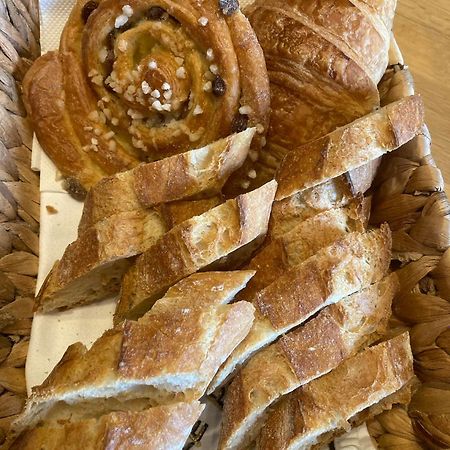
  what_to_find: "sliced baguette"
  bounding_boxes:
[36,195,224,313]
[237,199,367,301]
[268,177,355,240]
[256,333,414,450]
[276,95,425,200]
[79,129,255,233]
[115,181,277,322]
[8,401,204,450]
[15,272,254,431]
[36,209,167,312]
[218,274,398,450]
[209,225,391,392]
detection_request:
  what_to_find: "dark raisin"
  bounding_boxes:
[231,114,248,133]
[81,1,99,23]
[63,178,87,201]
[146,6,166,20]
[106,29,116,47]
[119,21,133,32]
[219,0,239,16]
[104,49,115,74]
[212,76,226,96]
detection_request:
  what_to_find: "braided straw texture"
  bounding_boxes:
[0,0,40,443]
[1,0,449,448]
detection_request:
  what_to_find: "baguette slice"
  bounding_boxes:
[268,177,355,240]
[17,271,255,431]
[115,181,277,322]
[8,402,204,450]
[238,198,367,301]
[79,129,255,233]
[36,209,167,313]
[276,95,424,200]
[209,225,391,392]
[257,333,414,450]
[36,197,223,313]
[218,275,398,450]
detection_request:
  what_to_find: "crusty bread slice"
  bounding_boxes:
[209,225,391,392]
[15,272,254,431]
[256,333,414,450]
[36,195,225,313]
[276,95,425,201]
[36,209,167,313]
[268,177,355,240]
[218,274,399,450]
[115,181,277,323]
[78,129,255,233]
[8,401,204,450]
[237,198,367,301]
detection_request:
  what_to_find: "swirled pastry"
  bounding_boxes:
[23,0,270,194]
[246,0,396,184]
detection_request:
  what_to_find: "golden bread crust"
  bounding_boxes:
[257,333,414,450]
[115,181,277,322]
[8,402,204,450]
[219,274,398,449]
[276,96,425,200]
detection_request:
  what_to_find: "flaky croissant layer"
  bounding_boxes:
[23,0,270,195]
[246,0,396,183]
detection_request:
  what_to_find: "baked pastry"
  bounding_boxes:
[276,95,425,200]
[245,0,396,187]
[256,332,414,450]
[209,224,391,392]
[23,0,270,193]
[115,180,277,322]
[7,402,204,450]
[14,271,255,432]
[219,274,399,449]
[78,128,254,233]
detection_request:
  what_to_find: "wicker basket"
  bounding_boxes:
[0,0,448,448]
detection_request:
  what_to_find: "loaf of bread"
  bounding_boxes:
[256,333,414,450]
[78,129,254,233]
[16,271,255,432]
[209,225,391,392]
[237,198,367,300]
[276,96,425,200]
[8,401,204,450]
[115,181,277,322]
[219,274,399,449]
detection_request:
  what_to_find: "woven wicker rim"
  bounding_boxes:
[0,1,449,448]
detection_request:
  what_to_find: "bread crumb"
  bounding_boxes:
[46,205,58,214]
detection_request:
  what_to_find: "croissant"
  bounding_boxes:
[245,0,396,187]
[23,0,270,194]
